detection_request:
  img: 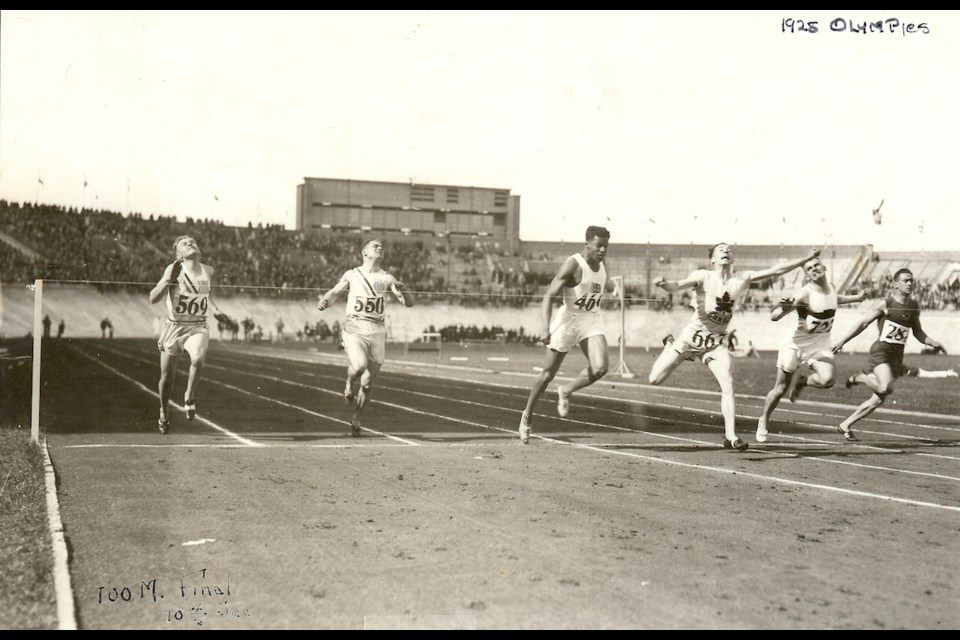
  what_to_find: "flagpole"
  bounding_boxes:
[611,275,635,379]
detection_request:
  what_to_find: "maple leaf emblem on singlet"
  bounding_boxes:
[707,291,735,324]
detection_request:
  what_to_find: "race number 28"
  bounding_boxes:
[885,325,908,343]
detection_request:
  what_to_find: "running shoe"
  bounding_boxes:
[556,385,570,418]
[519,413,531,445]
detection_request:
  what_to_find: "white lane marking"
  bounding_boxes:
[42,440,78,630]
[70,347,260,447]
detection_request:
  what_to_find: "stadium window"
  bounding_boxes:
[494,190,509,207]
[493,213,506,226]
[412,185,435,202]
[434,211,446,224]
[446,188,459,204]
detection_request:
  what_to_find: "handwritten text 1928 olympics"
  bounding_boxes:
[782,18,930,36]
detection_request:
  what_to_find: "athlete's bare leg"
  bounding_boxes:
[840,364,894,434]
[182,333,208,417]
[804,359,835,388]
[523,349,567,418]
[158,351,179,423]
[561,334,609,396]
[351,361,381,429]
[343,339,369,405]
[706,348,740,445]
[758,367,794,441]
[648,347,687,386]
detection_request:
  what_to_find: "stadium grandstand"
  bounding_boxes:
[2,198,959,352]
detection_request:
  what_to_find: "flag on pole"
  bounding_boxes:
[214,195,219,201]
[37,178,44,185]
[648,217,656,224]
[872,199,884,225]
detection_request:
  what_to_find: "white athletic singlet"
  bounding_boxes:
[790,283,838,350]
[343,267,396,327]
[561,254,607,313]
[165,264,212,323]
[686,269,755,335]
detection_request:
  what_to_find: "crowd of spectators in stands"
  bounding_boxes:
[2,200,958,311]
[860,274,960,311]
[423,323,540,345]
[0,200,438,298]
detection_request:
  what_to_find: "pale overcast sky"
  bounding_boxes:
[1,10,957,251]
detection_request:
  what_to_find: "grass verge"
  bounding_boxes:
[1,337,57,629]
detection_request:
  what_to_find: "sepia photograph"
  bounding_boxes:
[1,10,958,629]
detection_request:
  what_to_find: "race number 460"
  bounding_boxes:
[574,294,602,311]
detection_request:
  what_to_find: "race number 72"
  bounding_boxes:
[808,318,834,334]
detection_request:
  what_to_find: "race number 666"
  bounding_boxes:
[691,330,723,349]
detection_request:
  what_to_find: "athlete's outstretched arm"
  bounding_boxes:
[653,272,701,294]
[749,248,821,282]
[770,288,806,322]
[317,275,350,311]
[831,305,885,353]
[392,279,415,308]
[912,317,946,353]
[837,291,868,305]
[204,265,217,309]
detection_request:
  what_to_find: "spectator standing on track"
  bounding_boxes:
[317,239,414,436]
[42,314,52,338]
[101,317,114,339]
[650,243,820,452]
[831,268,947,441]
[518,226,612,445]
[331,320,341,348]
[57,318,65,338]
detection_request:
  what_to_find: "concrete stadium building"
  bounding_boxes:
[296,177,522,253]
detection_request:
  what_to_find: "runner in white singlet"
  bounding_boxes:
[317,239,414,436]
[651,243,821,452]
[148,235,217,434]
[519,226,612,445]
[755,256,866,443]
